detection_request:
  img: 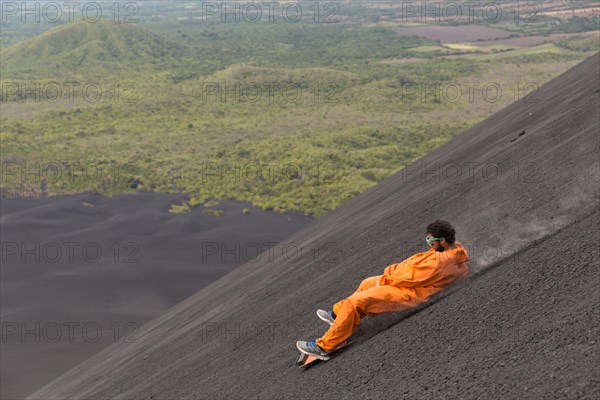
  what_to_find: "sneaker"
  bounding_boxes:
[296,340,331,360]
[316,309,335,326]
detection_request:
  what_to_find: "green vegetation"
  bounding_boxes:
[169,201,191,214]
[1,20,188,80]
[203,208,224,217]
[1,2,598,217]
[203,200,220,208]
[555,35,600,52]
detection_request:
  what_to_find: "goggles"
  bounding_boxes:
[426,235,445,247]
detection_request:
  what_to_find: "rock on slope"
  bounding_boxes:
[29,53,599,400]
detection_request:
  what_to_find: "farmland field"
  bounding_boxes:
[393,25,517,42]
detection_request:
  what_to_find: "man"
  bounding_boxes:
[296,220,470,360]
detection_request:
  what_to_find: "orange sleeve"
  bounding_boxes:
[457,262,469,278]
[383,262,401,276]
[379,261,440,288]
[380,244,470,289]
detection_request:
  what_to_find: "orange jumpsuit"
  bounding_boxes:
[316,241,470,352]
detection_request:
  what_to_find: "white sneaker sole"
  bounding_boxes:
[316,310,334,326]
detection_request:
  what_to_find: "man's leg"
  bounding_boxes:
[353,275,383,293]
[324,275,382,320]
[315,284,416,352]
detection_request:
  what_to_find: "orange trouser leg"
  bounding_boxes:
[353,275,382,293]
[315,275,415,352]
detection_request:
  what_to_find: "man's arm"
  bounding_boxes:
[382,262,401,276]
[379,262,440,289]
[457,262,469,278]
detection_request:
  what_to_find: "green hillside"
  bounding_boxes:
[1,19,188,78]
[1,11,597,217]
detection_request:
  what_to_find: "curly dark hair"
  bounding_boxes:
[426,220,456,244]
